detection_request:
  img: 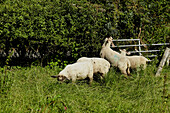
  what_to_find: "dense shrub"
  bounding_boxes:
[0,0,169,67]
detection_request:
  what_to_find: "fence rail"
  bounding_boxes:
[112,39,170,58]
[113,43,170,48]
[129,50,161,53]
[112,39,140,41]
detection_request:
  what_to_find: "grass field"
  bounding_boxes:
[0,64,169,113]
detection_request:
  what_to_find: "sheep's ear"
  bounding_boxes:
[119,49,122,52]
[51,75,58,78]
[126,52,131,55]
[123,49,126,52]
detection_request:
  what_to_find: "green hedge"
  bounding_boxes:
[0,0,169,66]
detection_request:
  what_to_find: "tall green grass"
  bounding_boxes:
[0,65,169,113]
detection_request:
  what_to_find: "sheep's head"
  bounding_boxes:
[108,36,113,41]
[119,49,131,56]
[108,37,115,47]
[51,75,68,81]
[57,75,68,81]
[102,36,115,47]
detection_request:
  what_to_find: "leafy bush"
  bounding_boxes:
[0,0,169,66]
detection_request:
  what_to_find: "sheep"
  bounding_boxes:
[100,37,131,76]
[77,57,110,79]
[51,61,94,85]
[119,49,149,70]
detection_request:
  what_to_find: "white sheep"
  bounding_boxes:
[119,49,149,69]
[100,37,131,76]
[77,57,110,79]
[51,61,94,84]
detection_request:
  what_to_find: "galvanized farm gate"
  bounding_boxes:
[111,39,170,60]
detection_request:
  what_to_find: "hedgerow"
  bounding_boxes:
[0,0,169,66]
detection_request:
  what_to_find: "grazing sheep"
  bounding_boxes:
[51,61,94,84]
[77,57,110,79]
[100,37,131,76]
[119,49,149,69]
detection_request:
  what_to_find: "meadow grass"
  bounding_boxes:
[0,64,169,113]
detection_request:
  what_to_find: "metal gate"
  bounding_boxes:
[111,39,170,60]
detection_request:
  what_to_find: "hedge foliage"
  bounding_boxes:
[0,0,169,66]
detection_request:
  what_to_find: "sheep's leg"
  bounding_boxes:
[126,67,131,76]
[89,77,93,86]
[71,76,76,84]
[126,60,131,76]
[118,65,129,79]
[142,63,146,70]
[88,73,93,85]
[138,63,146,70]
[100,73,105,79]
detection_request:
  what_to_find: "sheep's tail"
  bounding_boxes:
[51,76,57,78]
[126,61,131,76]
[145,57,152,62]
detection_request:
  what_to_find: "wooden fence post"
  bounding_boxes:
[155,47,170,76]
[166,54,169,66]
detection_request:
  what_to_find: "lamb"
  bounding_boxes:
[51,61,94,84]
[77,57,110,79]
[100,37,131,76]
[119,49,149,69]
